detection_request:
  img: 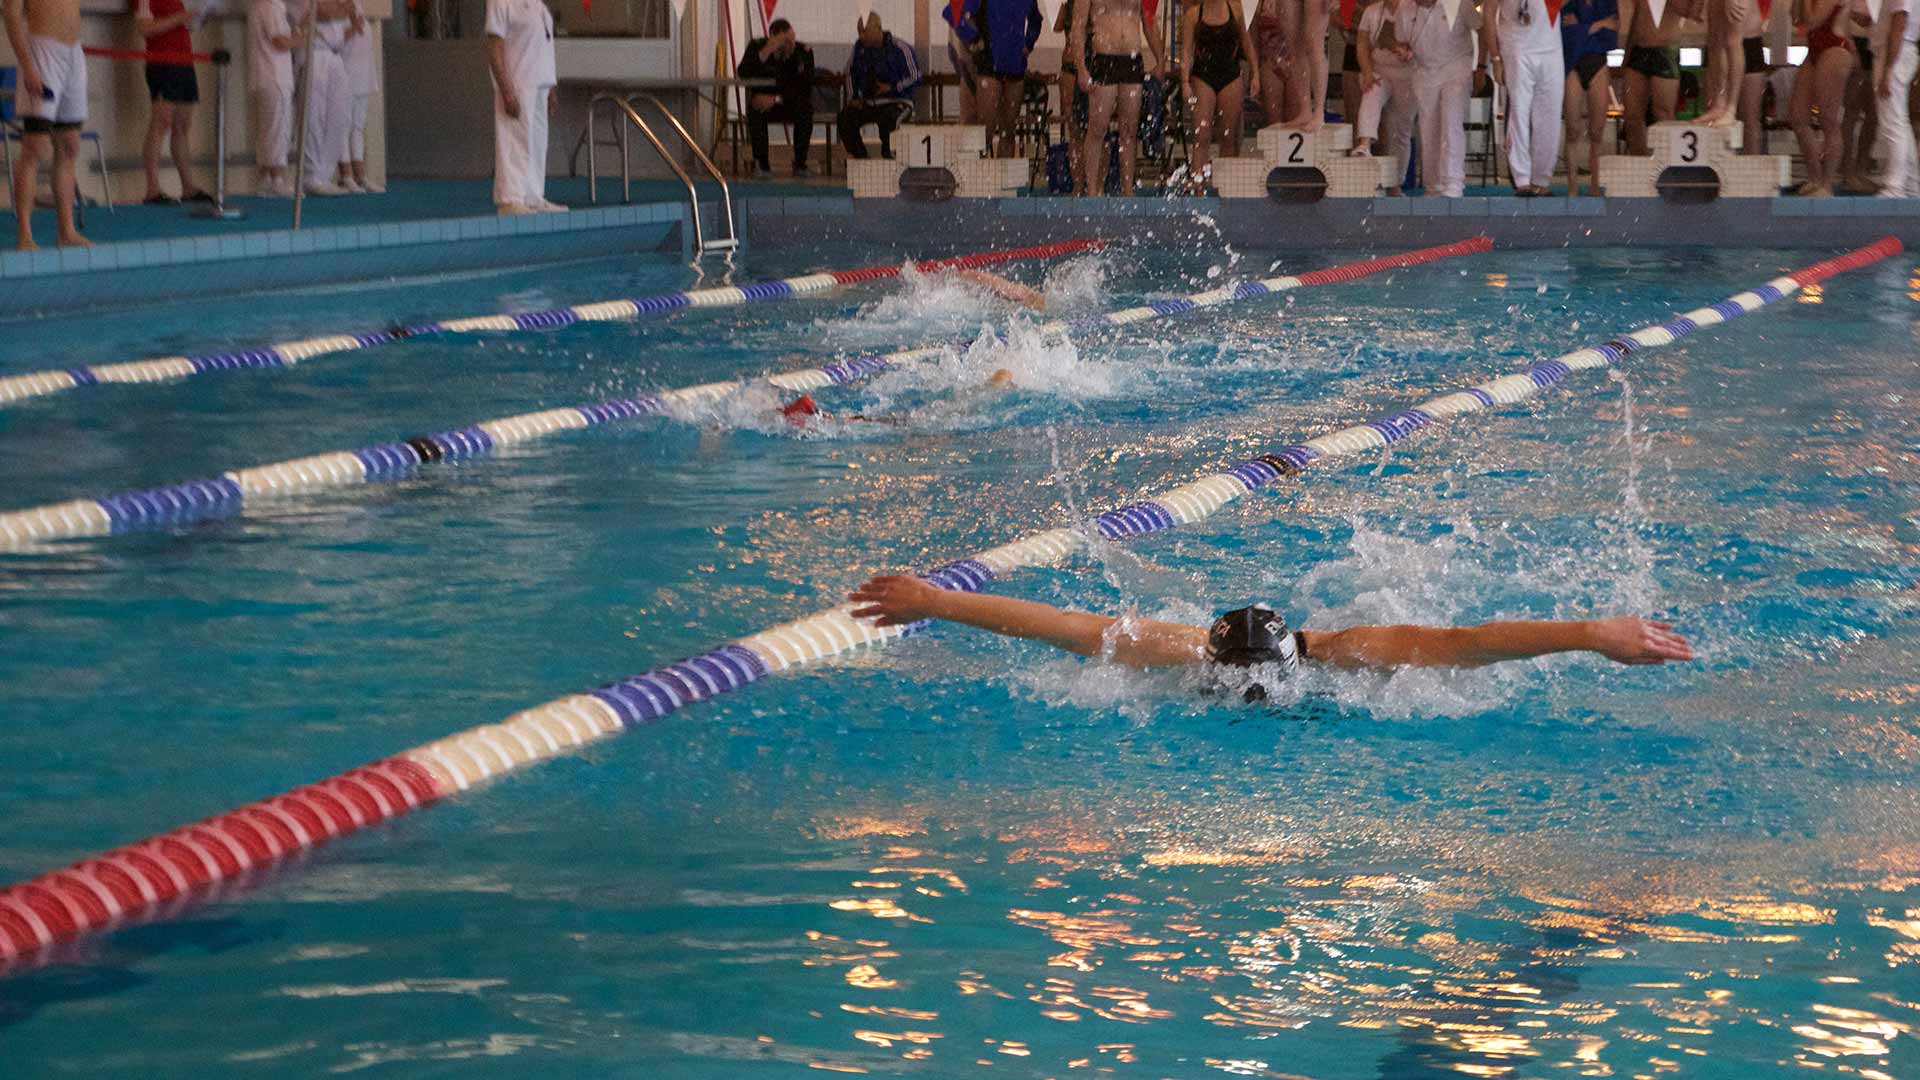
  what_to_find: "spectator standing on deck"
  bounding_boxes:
[1180,0,1260,190]
[339,2,380,193]
[839,13,921,160]
[946,0,982,123]
[485,0,560,213]
[1619,0,1681,155]
[1251,0,1302,126]
[738,18,817,178]
[1485,0,1564,195]
[5,0,91,247]
[1346,0,1415,194]
[248,0,296,196]
[1072,0,1167,194]
[1873,0,1918,195]
[1406,0,1479,197]
[970,0,1044,157]
[135,0,212,204]
[288,0,352,196]
[1560,0,1621,197]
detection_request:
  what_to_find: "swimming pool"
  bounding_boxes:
[1,240,1916,1077]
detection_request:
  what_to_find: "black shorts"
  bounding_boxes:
[1853,36,1873,70]
[1626,45,1679,80]
[19,116,81,134]
[145,63,199,105]
[1743,36,1766,71]
[1571,52,1608,90]
[1342,43,1359,72]
[1089,52,1146,85]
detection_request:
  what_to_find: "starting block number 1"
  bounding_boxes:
[915,133,948,168]
[1669,128,1705,166]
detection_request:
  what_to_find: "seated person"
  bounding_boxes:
[738,18,817,178]
[838,13,922,160]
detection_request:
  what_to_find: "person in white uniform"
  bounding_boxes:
[485,0,561,214]
[1406,0,1480,197]
[1347,0,1419,195]
[340,2,379,193]
[248,0,295,196]
[1874,0,1918,196]
[287,0,351,195]
[1485,0,1563,194]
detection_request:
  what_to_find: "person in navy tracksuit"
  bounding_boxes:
[838,14,923,159]
[958,0,1044,155]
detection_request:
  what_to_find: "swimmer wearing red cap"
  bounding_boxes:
[780,369,1016,428]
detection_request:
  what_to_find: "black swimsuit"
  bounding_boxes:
[1192,12,1246,92]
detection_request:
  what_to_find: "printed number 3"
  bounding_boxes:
[1287,132,1306,164]
[1679,130,1698,163]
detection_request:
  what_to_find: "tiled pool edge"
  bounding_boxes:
[0,202,689,317]
[745,193,1920,251]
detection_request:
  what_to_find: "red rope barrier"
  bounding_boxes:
[83,45,219,65]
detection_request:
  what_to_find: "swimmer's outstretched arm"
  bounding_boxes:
[849,575,1207,667]
[1305,618,1696,669]
[952,269,1048,312]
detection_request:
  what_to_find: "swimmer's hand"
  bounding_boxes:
[849,574,943,627]
[1587,616,1695,665]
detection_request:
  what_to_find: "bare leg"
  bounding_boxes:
[143,99,175,199]
[1586,69,1610,194]
[1700,0,1745,124]
[996,78,1024,157]
[1189,80,1220,180]
[1623,69,1652,155]
[977,77,1005,157]
[53,129,89,247]
[1842,62,1877,187]
[1342,67,1362,125]
[171,104,199,196]
[1810,50,1858,193]
[1115,84,1145,193]
[1563,70,1586,192]
[1081,83,1120,194]
[1219,75,1247,157]
[13,132,47,250]
[1061,70,1083,185]
[1789,55,1821,185]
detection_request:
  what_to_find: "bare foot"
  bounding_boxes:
[16,236,39,252]
[1793,179,1821,196]
[58,233,93,248]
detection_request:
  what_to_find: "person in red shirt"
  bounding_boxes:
[135,0,212,204]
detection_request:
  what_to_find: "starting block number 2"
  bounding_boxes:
[1279,131,1309,164]
[914,133,948,168]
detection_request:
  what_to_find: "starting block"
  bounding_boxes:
[1206,124,1397,199]
[1598,122,1789,197]
[847,125,1020,199]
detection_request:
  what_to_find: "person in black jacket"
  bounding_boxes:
[737,18,817,177]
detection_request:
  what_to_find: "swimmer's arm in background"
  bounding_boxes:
[1304,616,1694,670]
[849,575,1208,667]
[953,268,1047,312]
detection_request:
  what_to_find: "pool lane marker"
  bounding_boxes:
[0,237,1494,552]
[0,239,1106,409]
[0,237,1898,967]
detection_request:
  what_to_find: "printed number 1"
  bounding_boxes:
[1679,131,1698,163]
[922,135,933,165]
[1287,132,1306,164]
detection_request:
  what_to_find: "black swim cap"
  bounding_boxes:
[1207,605,1300,703]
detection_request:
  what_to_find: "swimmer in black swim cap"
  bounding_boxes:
[848,576,1694,684]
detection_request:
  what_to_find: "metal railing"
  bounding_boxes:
[586,92,737,254]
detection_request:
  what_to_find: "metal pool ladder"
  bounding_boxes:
[587,93,738,256]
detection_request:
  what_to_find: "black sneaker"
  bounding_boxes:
[792,165,813,179]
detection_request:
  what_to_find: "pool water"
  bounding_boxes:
[1,240,1917,1078]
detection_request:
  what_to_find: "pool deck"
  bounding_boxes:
[2,178,1916,317]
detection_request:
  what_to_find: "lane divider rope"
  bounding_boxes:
[0,237,1894,965]
[0,240,1106,409]
[0,238,1493,553]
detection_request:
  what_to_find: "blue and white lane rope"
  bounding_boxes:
[0,240,1105,409]
[0,240,1896,966]
[0,238,1493,552]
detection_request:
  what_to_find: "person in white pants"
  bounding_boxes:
[248,0,295,196]
[287,0,351,196]
[1874,0,1919,196]
[1347,0,1419,195]
[340,3,380,192]
[1485,0,1563,194]
[486,0,560,214]
[1407,0,1480,196]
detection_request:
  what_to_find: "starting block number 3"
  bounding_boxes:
[1669,128,1706,166]
[914,133,948,168]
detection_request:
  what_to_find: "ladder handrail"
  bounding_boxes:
[625,93,737,249]
[586,92,708,254]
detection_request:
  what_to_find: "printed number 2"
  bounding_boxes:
[1287,132,1307,164]
[1678,130,1699,163]
[921,135,933,165]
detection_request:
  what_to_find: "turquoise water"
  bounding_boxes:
[1,241,1917,1077]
